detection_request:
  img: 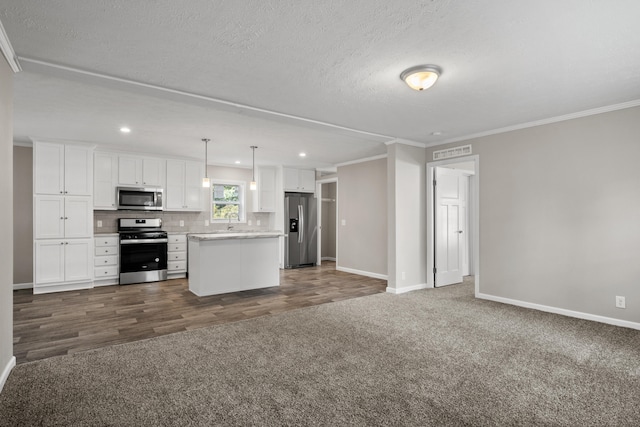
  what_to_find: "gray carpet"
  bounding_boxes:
[1,283,639,426]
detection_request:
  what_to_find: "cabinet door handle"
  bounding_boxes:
[65,242,68,245]
[64,217,68,220]
[60,217,64,220]
[60,242,64,245]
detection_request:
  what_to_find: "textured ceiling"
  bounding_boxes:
[2,0,640,168]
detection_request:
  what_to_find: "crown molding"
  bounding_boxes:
[384,138,426,148]
[0,19,21,72]
[335,153,387,168]
[428,99,640,148]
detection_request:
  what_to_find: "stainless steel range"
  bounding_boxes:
[118,218,168,285]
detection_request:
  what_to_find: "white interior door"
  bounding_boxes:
[434,167,465,287]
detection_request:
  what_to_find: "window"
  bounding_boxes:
[211,180,246,222]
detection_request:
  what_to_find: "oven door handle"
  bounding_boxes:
[120,238,169,244]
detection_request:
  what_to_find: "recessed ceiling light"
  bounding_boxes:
[235,160,241,164]
[120,127,131,133]
[400,65,442,91]
[431,131,443,136]
[299,152,306,157]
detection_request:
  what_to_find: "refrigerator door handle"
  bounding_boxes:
[298,204,304,244]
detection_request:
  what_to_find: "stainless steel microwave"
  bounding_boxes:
[116,187,163,211]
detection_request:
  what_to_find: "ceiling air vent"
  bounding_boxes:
[433,144,472,161]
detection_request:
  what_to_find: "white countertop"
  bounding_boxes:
[188,231,283,241]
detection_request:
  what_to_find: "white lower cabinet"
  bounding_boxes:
[167,234,187,278]
[94,235,119,286]
[34,238,93,294]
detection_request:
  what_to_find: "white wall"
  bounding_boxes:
[0,55,15,391]
[426,106,640,325]
[387,143,427,291]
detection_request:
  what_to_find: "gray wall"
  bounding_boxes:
[337,159,387,276]
[387,144,427,290]
[13,146,32,284]
[1,56,14,384]
[426,106,640,323]
[321,182,336,259]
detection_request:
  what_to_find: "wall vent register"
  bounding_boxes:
[433,145,472,161]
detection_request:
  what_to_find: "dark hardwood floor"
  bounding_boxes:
[13,262,387,364]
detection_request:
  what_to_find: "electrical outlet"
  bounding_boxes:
[97,220,102,228]
[616,296,626,309]
[179,220,184,227]
[256,220,261,226]
[248,220,252,226]
[341,219,346,226]
[205,220,209,227]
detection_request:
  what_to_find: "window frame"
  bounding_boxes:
[210,179,246,223]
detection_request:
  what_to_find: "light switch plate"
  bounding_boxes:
[97,220,102,228]
[179,220,184,227]
[341,219,346,226]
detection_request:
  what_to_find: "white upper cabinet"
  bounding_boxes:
[283,167,315,193]
[252,167,276,212]
[34,141,93,196]
[166,159,204,211]
[94,152,118,209]
[118,155,165,187]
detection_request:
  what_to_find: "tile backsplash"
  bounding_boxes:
[94,210,275,234]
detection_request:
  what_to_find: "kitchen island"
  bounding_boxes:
[187,231,282,296]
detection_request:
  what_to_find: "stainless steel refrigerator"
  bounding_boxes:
[284,193,318,268]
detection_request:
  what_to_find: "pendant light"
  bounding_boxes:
[250,146,258,191]
[202,138,211,188]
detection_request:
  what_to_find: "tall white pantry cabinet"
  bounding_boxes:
[33,141,95,294]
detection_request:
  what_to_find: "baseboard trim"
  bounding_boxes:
[321,257,336,261]
[336,266,387,280]
[386,283,430,294]
[33,281,93,295]
[477,293,640,331]
[13,282,33,290]
[0,356,16,394]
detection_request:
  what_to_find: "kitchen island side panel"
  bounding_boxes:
[188,237,280,296]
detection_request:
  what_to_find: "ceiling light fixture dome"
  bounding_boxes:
[400,65,442,91]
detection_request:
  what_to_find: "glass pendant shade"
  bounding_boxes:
[250,146,258,191]
[202,138,210,188]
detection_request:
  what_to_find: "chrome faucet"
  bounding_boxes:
[227,212,239,230]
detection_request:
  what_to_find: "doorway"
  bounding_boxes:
[316,179,338,266]
[426,155,479,294]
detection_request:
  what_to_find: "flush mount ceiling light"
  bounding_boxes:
[202,138,211,188]
[299,152,306,157]
[120,127,131,133]
[400,65,442,91]
[250,146,258,191]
